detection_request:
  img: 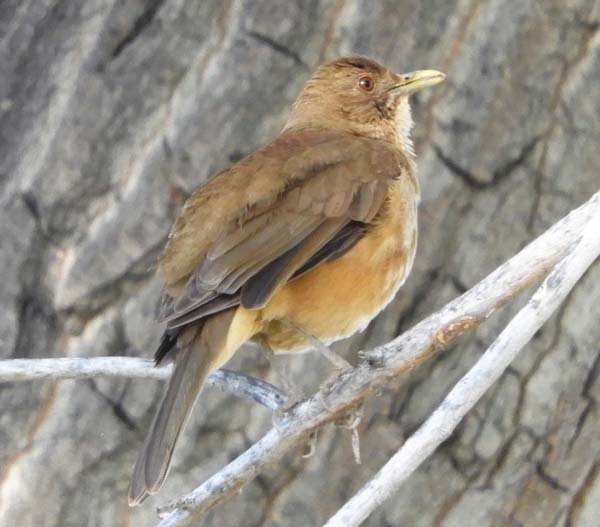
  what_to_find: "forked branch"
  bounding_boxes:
[156,191,600,527]
[1,191,598,527]
[324,194,600,527]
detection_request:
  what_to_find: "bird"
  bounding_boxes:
[128,55,445,505]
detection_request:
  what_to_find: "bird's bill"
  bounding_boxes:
[389,70,446,95]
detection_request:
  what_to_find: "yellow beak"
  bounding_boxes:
[389,69,446,95]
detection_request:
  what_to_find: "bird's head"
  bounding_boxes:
[286,56,445,150]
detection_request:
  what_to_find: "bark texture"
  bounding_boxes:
[1,1,599,526]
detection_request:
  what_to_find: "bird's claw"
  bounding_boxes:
[335,402,364,465]
[272,388,305,431]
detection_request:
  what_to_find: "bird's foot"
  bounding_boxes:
[316,358,357,413]
[313,339,353,371]
[272,382,305,431]
[358,348,385,368]
[271,361,305,406]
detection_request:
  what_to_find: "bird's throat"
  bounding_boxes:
[393,99,415,157]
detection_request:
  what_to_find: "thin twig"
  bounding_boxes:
[0,358,286,412]
[323,196,600,527]
[155,190,600,526]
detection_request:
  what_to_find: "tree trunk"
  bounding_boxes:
[1,1,599,525]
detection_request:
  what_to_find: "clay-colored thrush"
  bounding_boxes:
[129,56,445,505]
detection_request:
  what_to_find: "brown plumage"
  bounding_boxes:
[129,56,445,505]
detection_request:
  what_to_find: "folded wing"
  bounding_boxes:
[156,130,408,350]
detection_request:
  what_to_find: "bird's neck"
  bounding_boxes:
[283,99,415,156]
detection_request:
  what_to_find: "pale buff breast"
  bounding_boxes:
[256,175,419,354]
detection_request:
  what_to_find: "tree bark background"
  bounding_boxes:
[1,1,599,526]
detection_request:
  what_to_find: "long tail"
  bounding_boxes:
[129,309,241,506]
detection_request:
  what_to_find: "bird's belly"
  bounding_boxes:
[257,223,417,354]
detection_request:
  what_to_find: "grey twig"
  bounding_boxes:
[324,192,600,527]
[0,358,286,412]
[1,191,597,526]
[155,190,600,527]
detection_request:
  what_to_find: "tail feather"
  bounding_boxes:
[153,330,179,364]
[129,310,239,506]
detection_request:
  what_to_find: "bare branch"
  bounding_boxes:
[323,194,600,527]
[155,191,600,527]
[0,356,167,382]
[0,358,286,412]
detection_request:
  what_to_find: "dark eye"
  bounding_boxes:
[358,75,375,92]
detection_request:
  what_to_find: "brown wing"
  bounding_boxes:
[157,130,408,331]
[158,128,375,288]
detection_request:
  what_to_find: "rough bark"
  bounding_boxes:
[0,1,599,526]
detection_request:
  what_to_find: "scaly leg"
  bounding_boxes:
[279,318,353,371]
[253,342,305,410]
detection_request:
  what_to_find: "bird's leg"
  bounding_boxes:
[261,348,306,430]
[279,318,353,371]
[254,342,305,413]
[270,364,305,430]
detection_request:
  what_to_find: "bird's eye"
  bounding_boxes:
[358,75,375,92]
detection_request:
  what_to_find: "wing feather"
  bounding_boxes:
[156,131,408,334]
